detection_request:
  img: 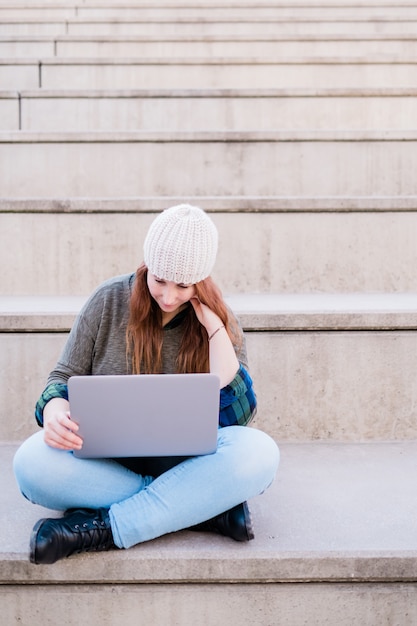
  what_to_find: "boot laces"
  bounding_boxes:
[72,518,112,554]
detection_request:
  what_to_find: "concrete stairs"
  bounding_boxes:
[2,439,417,623]
[3,56,417,90]
[2,197,417,296]
[4,33,417,57]
[1,1,417,624]
[2,15,417,36]
[3,88,417,132]
[3,291,417,444]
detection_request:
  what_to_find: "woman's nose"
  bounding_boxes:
[162,285,176,305]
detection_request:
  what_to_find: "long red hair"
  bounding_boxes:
[126,264,242,374]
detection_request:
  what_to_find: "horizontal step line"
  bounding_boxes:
[3,87,417,99]
[1,196,417,213]
[3,34,417,42]
[2,293,417,332]
[3,55,417,64]
[2,1,417,8]
[2,17,417,24]
[2,130,417,142]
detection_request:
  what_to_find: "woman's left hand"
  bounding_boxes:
[189,297,222,337]
[190,297,239,387]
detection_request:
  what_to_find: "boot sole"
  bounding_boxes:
[29,517,47,564]
[242,501,255,541]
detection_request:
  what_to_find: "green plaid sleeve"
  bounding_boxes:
[35,383,69,427]
[219,365,257,428]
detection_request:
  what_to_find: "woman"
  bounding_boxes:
[13,204,280,565]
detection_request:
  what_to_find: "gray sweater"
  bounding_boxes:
[36,274,256,429]
[48,273,249,385]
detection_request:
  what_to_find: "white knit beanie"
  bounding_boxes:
[143,204,218,284]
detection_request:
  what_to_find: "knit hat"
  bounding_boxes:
[143,204,218,284]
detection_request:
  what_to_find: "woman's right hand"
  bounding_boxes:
[43,397,83,451]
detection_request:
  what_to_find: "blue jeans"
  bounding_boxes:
[13,426,279,549]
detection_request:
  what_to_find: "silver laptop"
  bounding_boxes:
[68,373,220,459]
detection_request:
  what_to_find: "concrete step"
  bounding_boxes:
[2,293,417,443]
[2,56,417,90]
[2,2,417,20]
[3,88,416,132]
[1,131,417,197]
[0,92,17,130]
[0,18,68,35]
[2,196,417,296]
[4,34,417,58]
[2,440,417,623]
[0,60,39,90]
[0,4,75,19]
[2,16,417,37]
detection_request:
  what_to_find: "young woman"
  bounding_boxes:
[13,204,280,565]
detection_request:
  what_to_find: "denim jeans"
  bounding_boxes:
[13,425,279,549]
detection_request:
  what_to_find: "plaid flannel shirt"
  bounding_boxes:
[218,364,257,427]
[35,365,256,428]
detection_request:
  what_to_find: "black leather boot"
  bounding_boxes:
[30,507,116,565]
[190,502,254,541]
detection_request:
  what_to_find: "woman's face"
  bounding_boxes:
[147,273,196,319]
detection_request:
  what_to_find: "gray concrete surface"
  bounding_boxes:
[2,440,417,583]
[4,33,417,58]
[3,16,417,37]
[2,294,417,442]
[3,292,417,330]
[2,131,417,198]
[4,209,417,295]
